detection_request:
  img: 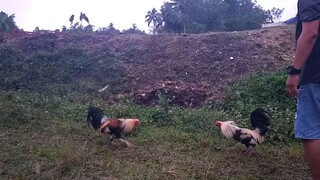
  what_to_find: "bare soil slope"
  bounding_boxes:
[119,27,295,107]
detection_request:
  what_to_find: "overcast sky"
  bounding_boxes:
[0,0,297,32]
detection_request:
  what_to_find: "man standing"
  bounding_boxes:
[286,1,320,179]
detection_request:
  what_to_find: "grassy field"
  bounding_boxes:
[0,72,310,180]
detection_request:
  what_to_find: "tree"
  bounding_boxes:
[122,23,145,34]
[265,7,284,23]
[0,11,18,35]
[147,0,211,33]
[200,0,225,32]
[167,0,188,32]
[61,25,67,32]
[147,0,279,33]
[33,26,40,32]
[159,2,184,33]
[79,12,89,27]
[83,24,94,33]
[145,8,163,34]
[220,0,267,31]
[106,23,120,34]
[67,12,91,32]
[96,23,121,35]
[69,14,75,25]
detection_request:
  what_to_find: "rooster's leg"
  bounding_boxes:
[119,138,134,147]
[242,148,249,155]
[249,149,256,157]
[109,136,114,145]
[241,144,250,155]
[242,145,256,156]
[247,146,256,157]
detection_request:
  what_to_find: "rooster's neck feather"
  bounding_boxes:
[220,122,239,139]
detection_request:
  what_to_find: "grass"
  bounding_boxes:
[0,122,308,179]
[0,71,311,179]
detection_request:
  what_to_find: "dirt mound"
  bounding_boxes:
[2,26,296,107]
[132,80,226,108]
[119,26,295,106]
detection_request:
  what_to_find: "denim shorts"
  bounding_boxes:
[295,83,320,139]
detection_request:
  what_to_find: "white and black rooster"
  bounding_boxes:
[215,108,271,156]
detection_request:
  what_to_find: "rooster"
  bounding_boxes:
[215,108,271,156]
[87,106,141,147]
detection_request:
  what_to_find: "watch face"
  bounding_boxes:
[287,65,301,75]
[286,66,292,73]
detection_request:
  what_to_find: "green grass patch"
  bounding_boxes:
[0,29,307,179]
[0,71,309,179]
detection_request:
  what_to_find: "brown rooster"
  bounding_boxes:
[215,108,271,156]
[87,107,140,147]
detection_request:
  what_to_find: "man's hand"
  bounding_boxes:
[286,75,300,98]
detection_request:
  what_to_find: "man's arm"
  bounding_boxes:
[286,20,319,98]
[293,20,320,69]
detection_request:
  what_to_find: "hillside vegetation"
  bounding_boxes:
[0,26,308,179]
[1,26,295,107]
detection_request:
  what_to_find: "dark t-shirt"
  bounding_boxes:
[296,0,320,85]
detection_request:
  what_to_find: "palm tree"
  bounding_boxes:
[69,14,75,25]
[68,12,90,30]
[145,8,163,34]
[80,12,89,28]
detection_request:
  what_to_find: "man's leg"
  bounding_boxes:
[303,139,320,180]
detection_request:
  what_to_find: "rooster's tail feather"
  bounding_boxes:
[250,108,271,136]
[87,106,105,130]
[87,111,93,131]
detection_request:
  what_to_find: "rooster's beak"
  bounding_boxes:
[135,119,141,125]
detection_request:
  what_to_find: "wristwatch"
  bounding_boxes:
[286,65,301,75]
